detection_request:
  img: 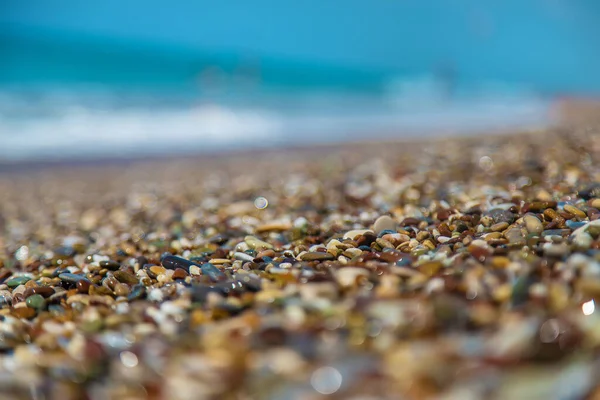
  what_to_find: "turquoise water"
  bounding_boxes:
[0,27,556,161]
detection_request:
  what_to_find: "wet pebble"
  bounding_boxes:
[524,214,544,234]
[6,276,31,288]
[25,294,46,310]
[299,252,335,262]
[59,273,90,284]
[200,263,227,282]
[373,215,397,234]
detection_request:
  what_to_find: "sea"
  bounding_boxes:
[0,32,554,162]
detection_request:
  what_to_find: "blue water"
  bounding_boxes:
[0,28,556,161]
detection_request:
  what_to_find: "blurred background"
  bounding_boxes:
[1,0,599,161]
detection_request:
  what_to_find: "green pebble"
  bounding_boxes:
[6,276,31,288]
[25,294,46,310]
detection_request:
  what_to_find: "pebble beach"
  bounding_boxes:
[2,125,600,399]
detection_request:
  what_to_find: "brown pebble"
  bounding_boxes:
[90,285,113,296]
[401,217,421,226]
[113,271,138,285]
[300,252,335,261]
[256,249,275,259]
[527,201,557,212]
[23,286,55,298]
[24,280,38,289]
[114,283,130,297]
[149,266,167,278]
[172,268,188,280]
[564,204,587,218]
[375,238,395,249]
[485,232,503,240]
[0,270,13,284]
[77,280,91,294]
[12,307,36,319]
[468,244,492,261]
[437,209,451,221]
[12,293,24,304]
[491,222,509,232]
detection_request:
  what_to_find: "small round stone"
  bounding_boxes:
[564,204,587,218]
[23,286,54,298]
[59,273,90,284]
[523,214,543,234]
[373,215,397,235]
[6,277,31,288]
[76,280,91,294]
[25,294,47,310]
[172,268,188,280]
[114,283,130,297]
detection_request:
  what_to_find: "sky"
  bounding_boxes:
[1,0,600,93]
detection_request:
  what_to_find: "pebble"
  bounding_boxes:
[127,285,146,301]
[25,294,46,310]
[12,307,36,319]
[573,232,593,249]
[172,268,188,280]
[566,220,588,229]
[161,255,199,272]
[200,263,227,282]
[505,227,526,245]
[564,204,587,218]
[6,277,31,288]
[114,283,130,297]
[23,286,54,298]
[149,266,167,277]
[99,260,121,270]
[76,280,91,294]
[487,209,516,224]
[113,271,139,285]
[299,252,335,262]
[523,215,544,234]
[373,216,397,234]
[343,229,374,240]
[0,270,13,284]
[58,273,90,284]
[244,236,273,250]
[491,222,509,232]
[234,252,255,262]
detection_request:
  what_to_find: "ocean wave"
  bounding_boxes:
[0,89,555,161]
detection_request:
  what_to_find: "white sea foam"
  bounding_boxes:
[0,88,555,161]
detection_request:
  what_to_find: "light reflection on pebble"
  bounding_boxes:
[582,299,595,316]
[254,196,269,209]
[311,366,343,395]
[120,351,139,368]
[479,156,494,171]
